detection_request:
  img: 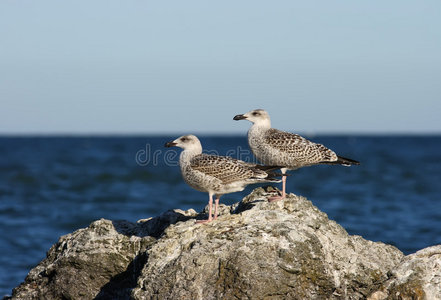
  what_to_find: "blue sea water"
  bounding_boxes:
[1,135,440,296]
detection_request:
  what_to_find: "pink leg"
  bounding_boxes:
[268,175,286,202]
[196,194,213,224]
[213,197,220,220]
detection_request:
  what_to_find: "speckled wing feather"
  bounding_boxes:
[265,128,337,163]
[190,154,267,184]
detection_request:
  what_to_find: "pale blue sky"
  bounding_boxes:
[1,1,440,134]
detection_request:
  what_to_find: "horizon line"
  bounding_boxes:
[0,131,440,138]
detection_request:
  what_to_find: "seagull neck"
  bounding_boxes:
[179,147,202,165]
[250,121,271,132]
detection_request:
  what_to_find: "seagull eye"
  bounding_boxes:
[252,112,259,116]
[181,137,187,142]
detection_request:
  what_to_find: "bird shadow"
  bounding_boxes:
[231,185,277,214]
[232,199,265,214]
[113,209,197,238]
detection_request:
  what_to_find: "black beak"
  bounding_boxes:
[233,114,247,120]
[164,141,177,148]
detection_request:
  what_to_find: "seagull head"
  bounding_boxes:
[165,134,202,152]
[233,109,271,127]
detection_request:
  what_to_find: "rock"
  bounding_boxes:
[5,188,439,299]
[368,245,441,300]
[8,209,196,300]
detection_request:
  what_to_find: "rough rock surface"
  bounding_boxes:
[368,245,441,300]
[6,188,440,299]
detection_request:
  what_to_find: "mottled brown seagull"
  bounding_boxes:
[165,134,281,223]
[234,109,360,201]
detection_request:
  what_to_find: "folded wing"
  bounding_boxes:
[190,154,270,184]
[265,128,338,163]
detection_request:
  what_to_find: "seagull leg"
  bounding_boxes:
[213,196,220,220]
[196,193,213,224]
[268,171,287,202]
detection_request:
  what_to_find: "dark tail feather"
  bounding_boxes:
[336,155,360,166]
[267,171,291,177]
[252,173,282,183]
[322,156,360,166]
[262,171,289,185]
[254,165,291,178]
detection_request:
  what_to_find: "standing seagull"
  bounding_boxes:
[165,134,281,223]
[233,109,360,201]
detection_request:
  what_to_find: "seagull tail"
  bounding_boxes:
[263,176,282,183]
[250,175,282,183]
[262,171,290,184]
[266,171,290,177]
[323,155,360,166]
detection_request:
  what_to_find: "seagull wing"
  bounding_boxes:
[190,154,267,184]
[265,128,338,163]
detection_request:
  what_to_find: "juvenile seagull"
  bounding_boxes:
[234,109,360,201]
[165,134,281,223]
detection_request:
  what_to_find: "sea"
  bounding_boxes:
[1,135,440,297]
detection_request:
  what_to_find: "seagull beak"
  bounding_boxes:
[164,141,177,147]
[233,114,247,120]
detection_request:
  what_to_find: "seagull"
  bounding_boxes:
[165,134,282,223]
[233,109,360,201]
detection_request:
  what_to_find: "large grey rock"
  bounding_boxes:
[6,188,439,299]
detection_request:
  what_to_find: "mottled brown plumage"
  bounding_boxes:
[234,109,359,200]
[190,154,268,185]
[165,134,281,222]
[264,128,337,165]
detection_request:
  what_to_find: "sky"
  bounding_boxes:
[1,0,440,135]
